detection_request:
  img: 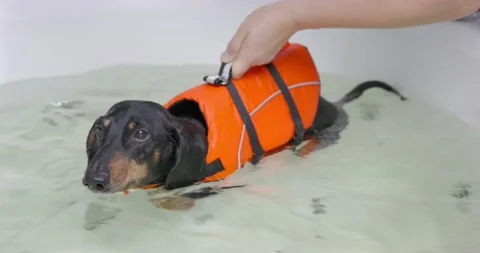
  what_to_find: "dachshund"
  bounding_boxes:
[82,80,406,199]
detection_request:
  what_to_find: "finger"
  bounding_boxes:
[221,33,246,63]
[221,21,250,63]
[231,31,263,79]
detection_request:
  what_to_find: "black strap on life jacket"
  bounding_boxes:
[203,158,225,178]
[226,74,265,165]
[202,61,306,177]
[266,63,305,148]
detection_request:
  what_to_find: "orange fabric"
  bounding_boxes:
[164,42,321,182]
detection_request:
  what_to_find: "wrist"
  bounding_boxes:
[273,0,304,32]
[277,0,319,31]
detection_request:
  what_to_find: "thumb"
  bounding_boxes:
[231,57,250,79]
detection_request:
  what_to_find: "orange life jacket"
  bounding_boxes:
[164,42,321,182]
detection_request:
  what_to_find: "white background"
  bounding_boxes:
[1,0,480,127]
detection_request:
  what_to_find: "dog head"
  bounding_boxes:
[82,100,208,193]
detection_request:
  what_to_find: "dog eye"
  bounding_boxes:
[95,126,103,139]
[134,129,149,141]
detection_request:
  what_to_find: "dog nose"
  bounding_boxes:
[83,175,109,192]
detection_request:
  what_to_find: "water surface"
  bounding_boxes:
[0,65,479,253]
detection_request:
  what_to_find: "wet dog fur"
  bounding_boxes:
[82,80,406,197]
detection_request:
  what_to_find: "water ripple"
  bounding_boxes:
[1,66,480,253]
[39,157,82,179]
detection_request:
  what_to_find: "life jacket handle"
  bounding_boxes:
[202,42,292,86]
[202,61,231,86]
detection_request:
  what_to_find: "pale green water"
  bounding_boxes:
[0,65,479,253]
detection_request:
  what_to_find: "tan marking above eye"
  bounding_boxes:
[128,121,136,129]
[87,130,96,146]
[103,118,111,127]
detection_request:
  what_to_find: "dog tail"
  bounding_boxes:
[294,80,406,158]
[336,80,407,106]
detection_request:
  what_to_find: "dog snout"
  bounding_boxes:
[83,173,110,192]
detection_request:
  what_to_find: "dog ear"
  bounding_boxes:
[163,121,208,190]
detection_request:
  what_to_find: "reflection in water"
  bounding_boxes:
[41,100,87,127]
[84,201,122,231]
[194,213,215,225]
[358,103,380,121]
[310,198,326,215]
[0,65,479,253]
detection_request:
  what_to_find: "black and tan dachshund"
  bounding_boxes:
[82,80,406,198]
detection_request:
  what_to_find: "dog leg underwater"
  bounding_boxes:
[295,80,407,157]
[147,185,247,211]
[180,185,247,199]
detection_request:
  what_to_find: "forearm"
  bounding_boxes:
[280,0,480,30]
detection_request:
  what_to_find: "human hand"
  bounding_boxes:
[220,1,299,79]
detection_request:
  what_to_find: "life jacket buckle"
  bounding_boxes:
[290,135,304,151]
[203,62,232,86]
[251,153,264,165]
[203,75,228,86]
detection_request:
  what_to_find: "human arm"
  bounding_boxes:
[221,0,480,79]
[290,0,480,29]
